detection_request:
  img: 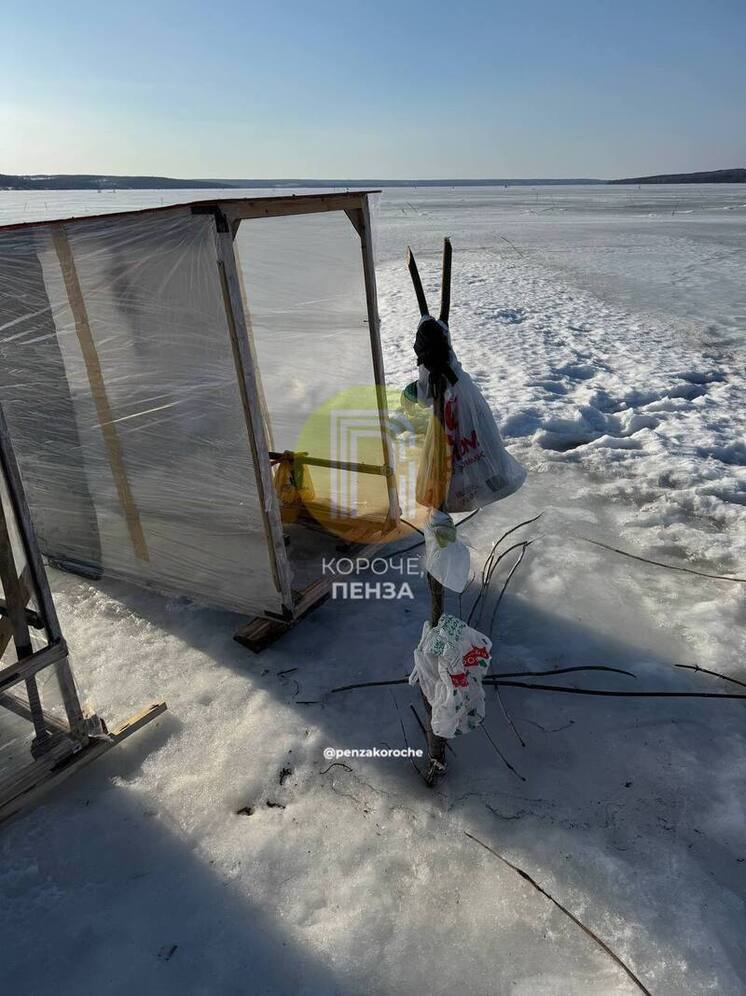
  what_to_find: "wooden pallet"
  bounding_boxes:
[0,702,167,826]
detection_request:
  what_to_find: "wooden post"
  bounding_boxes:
[357,197,401,533]
[422,375,448,781]
[406,242,454,783]
[213,209,294,614]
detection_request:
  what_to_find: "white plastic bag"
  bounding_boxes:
[409,614,492,738]
[415,325,526,512]
[423,509,470,593]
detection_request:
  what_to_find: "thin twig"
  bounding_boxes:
[494,685,526,747]
[484,665,637,681]
[482,512,543,587]
[499,235,525,258]
[674,663,746,690]
[493,681,746,699]
[480,723,525,781]
[320,762,353,775]
[464,831,652,995]
[577,535,746,583]
[330,666,637,695]
[488,542,530,638]
[331,677,409,694]
[391,690,421,776]
[469,539,535,626]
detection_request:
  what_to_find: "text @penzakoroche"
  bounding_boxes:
[322,555,422,600]
[323,747,424,760]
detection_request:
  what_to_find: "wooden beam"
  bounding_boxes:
[214,211,294,614]
[344,208,365,238]
[0,406,61,643]
[0,701,167,826]
[0,405,86,735]
[359,197,400,532]
[51,227,150,564]
[0,566,29,660]
[268,451,387,477]
[0,690,70,735]
[0,640,69,694]
[0,499,50,745]
[222,192,367,224]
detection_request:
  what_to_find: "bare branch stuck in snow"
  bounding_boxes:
[464,831,652,995]
[576,535,746,583]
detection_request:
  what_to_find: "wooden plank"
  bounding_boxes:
[0,701,167,826]
[0,690,70,735]
[0,736,79,802]
[222,192,367,224]
[234,578,330,653]
[0,494,33,659]
[0,407,86,735]
[0,405,62,643]
[51,226,150,563]
[214,211,294,614]
[233,526,401,653]
[0,640,69,694]
[358,197,401,533]
[1,192,383,236]
[0,566,29,660]
[268,451,387,477]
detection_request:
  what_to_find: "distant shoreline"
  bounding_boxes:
[1,168,743,191]
[609,168,745,185]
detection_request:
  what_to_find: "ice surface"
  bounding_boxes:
[0,186,744,995]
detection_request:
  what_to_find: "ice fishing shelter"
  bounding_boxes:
[0,404,165,823]
[0,192,400,647]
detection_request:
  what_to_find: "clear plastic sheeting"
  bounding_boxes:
[237,212,374,450]
[236,212,391,535]
[0,209,285,616]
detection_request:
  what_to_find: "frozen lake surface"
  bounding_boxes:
[1,185,745,994]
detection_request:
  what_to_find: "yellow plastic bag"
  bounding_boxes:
[415,412,451,510]
[274,452,315,522]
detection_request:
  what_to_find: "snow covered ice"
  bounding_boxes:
[1,185,745,995]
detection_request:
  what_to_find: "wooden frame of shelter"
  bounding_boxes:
[0,191,400,652]
[0,404,166,825]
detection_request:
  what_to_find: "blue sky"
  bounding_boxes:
[2,0,745,178]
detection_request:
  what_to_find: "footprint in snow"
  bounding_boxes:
[553,361,597,381]
[532,378,568,396]
[494,307,526,324]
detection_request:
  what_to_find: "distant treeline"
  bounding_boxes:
[1,173,606,191]
[0,174,227,191]
[2,170,743,191]
[610,168,746,185]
